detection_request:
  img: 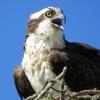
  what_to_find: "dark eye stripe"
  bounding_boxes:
[27,15,44,34]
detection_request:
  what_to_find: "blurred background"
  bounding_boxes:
[0,0,100,99]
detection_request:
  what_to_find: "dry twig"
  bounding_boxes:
[25,66,100,100]
[65,89,100,100]
[25,67,67,100]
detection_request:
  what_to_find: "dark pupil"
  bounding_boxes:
[47,12,52,16]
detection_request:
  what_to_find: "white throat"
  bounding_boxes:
[21,25,65,92]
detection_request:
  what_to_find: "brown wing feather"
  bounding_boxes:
[71,42,100,53]
[65,41,100,59]
[13,66,35,99]
[48,42,100,91]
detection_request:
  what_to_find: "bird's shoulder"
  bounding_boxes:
[64,41,100,58]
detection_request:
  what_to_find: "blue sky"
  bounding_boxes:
[0,0,100,100]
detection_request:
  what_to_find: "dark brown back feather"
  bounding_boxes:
[48,41,100,91]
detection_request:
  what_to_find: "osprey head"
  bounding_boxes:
[27,7,66,37]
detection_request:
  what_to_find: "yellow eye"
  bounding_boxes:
[45,11,53,18]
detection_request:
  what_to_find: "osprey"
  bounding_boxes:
[14,7,100,99]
